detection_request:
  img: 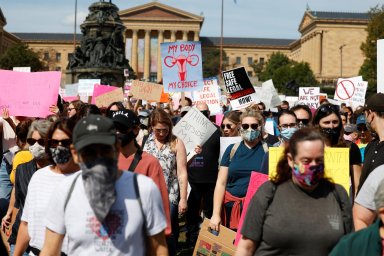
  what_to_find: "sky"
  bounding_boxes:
[0,0,381,39]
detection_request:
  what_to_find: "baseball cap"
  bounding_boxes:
[356,114,366,125]
[73,114,116,151]
[362,93,384,112]
[112,109,139,130]
[344,124,357,133]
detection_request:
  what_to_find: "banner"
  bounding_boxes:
[173,107,217,162]
[268,147,350,194]
[161,41,204,93]
[192,78,222,115]
[299,87,320,109]
[222,67,258,110]
[94,87,124,108]
[334,76,367,110]
[130,80,163,102]
[0,70,61,117]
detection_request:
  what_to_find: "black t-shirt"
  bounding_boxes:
[187,125,220,183]
[349,142,362,166]
[242,180,350,256]
[358,139,384,193]
[264,134,279,146]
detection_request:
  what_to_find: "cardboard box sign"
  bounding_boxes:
[193,218,236,256]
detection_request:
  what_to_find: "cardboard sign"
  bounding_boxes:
[94,87,124,108]
[222,67,258,110]
[173,107,217,162]
[299,87,320,109]
[193,218,236,256]
[161,41,204,92]
[92,84,119,105]
[130,80,163,102]
[192,78,222,115]
[268,147,350,194]
[219,136,243,161]
[235,172,269,245]
[0,70,61,118]
[334,76,367,109]
[78,79,100,97]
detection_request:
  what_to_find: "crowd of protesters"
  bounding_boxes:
[0,91,383,255]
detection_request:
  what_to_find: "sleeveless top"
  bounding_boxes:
[144,133,179,205]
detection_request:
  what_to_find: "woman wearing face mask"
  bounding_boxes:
[235,128,352,256]
[13,118,79,256]
[312,103,362,199]
[7,119,52,256]
[210,109,268,231]
[220,111,241,137]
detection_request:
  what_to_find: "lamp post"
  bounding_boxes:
[73,0,77,51]
[339,44,346,77]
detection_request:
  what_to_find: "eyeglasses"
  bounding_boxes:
[27,138,45,146]
[221,124,234,130]
[318,104,339,114]
[49,139,72,148]
[280,123,297,129]
[241,123,259,130]
[153,128,169,134]
[296,118,310,125]
[67,107,76,112]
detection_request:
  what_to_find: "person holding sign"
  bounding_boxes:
[210,109,267,231]
[312,104,362,198]
[236,128,352,256]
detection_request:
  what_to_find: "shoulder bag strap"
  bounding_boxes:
[128,149,143,172]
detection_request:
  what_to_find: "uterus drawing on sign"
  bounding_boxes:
[164,53,199,81]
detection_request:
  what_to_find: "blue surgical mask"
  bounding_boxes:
[241,129,260,142]
[280,127,298,141]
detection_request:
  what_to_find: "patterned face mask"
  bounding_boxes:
[292,162,324,188]
[50,146,72,165]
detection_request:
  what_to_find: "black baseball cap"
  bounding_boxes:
[362,93,384,112]
[73,114,116,151]
[112,109,139,130]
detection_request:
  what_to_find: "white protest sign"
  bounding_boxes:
[299,87,320,109]
[173,107,217,162]
[13,67,31,72]
[378,39,384,93]
[64,83,79,97]
[219,136,242,161]
[285,96,299,107]
[264,120,275,136]
[257,80,281,110]
[192,78,222,115]
[334,76,367,109]
[78,79,100,97]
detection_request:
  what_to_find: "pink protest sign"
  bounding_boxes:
[215,113,224,126]
[0,70,61,118]
[91,84,119,104]
[234,172,268,245]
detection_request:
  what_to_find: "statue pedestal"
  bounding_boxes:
[66,67,124,86]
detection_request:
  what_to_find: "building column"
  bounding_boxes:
[157,30,164,82]
[316,31,323,77]
[131,29,138,74]
[182,30,188,41]
[170,30,176,42]
[193,30,199,41]
[144,29,151,81]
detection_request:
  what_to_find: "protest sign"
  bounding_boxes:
[334,76,367,109]
[378,39,384,93]
[13,67,31,72]
[264,120,275,135]
[235,172,269,245]
[0,70,61,117]
[222,67,258,110]
[269,147,350,194]
[159,89,170,103]
[299,87,320,109]
[173,107,217,162]
[257,80,281,110]
[215,113,224,127]
[285,96,299,107]
[219,136,243,161]
[64,83,79,97]
[92,84,118,104]
[161,41,204,92]
[78,79,100,97]
[130,80,163,102]
[192,78,222,115]
[94,87,124,108]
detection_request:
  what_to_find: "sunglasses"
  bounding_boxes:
[49,139,72,148]
[296,118,310,125]
[318,104,339,114]
[153,128,169,134]
[241,123,259,130]
[357,126,367,132]
[27,138,45,146]
[280,123,297,129]
[221,124,234,130]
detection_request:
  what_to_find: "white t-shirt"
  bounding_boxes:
[45,171,167,256]
[355,164,384,210]
[21,165,75,251]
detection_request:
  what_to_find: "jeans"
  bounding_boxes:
[0,158,12,200]
[10,244,29,256]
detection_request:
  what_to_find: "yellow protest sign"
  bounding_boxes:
[268,147,350,194]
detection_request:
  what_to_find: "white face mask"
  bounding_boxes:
[29,143,46,160]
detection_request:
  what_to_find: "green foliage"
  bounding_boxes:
[257,52,318,95]
[359,5,384,93]
[0,43,44,71]
[202,48,227,78]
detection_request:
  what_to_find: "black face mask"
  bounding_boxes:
[117,131,136,147]
[321,127,340,145]
[200,110,209,118]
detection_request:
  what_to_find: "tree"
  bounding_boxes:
[359,5,384,95]
[0,43,44,71]
[257,52,318,95]
[202,48,227,78]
